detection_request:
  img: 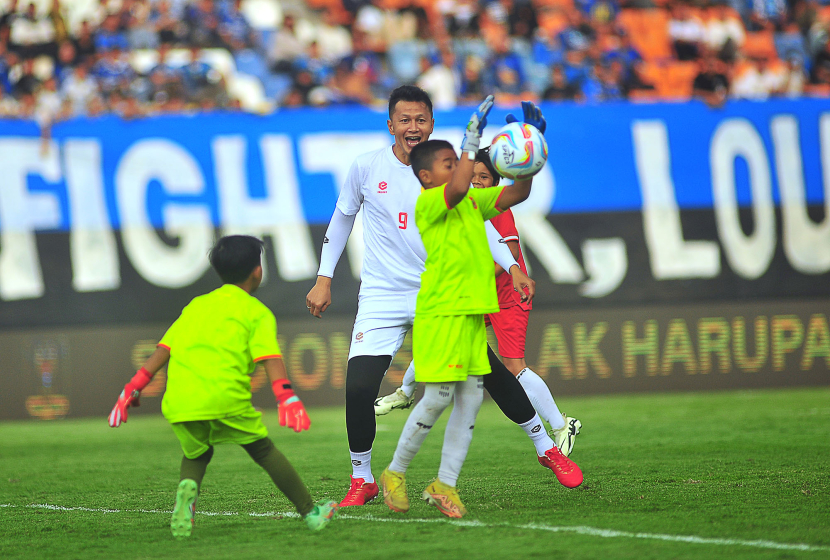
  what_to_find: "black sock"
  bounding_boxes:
[483,345,536,425]
[345,355,392,453]
[242,438,314,516]
[180,446,214,490]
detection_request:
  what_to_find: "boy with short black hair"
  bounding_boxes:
[109,235,336,537]
[379,96,579,519]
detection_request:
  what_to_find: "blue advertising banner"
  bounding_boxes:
[1,99,830,327]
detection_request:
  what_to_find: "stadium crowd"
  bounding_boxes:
[0,0,829,126]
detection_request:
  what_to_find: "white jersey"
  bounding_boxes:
[336,145,427,297]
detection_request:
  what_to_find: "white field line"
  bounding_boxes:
[1,503,828,553]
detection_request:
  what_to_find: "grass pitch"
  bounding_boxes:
[1,387,829,559]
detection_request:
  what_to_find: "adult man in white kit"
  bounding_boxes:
[306,86,580,506]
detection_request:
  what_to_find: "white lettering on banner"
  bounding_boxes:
[632,120,721,280]
[63,139,121,292]
[579,238,628,298]
[0,139,61,300]
[213,135,316,282]
[773,113,830,274]
[299,132,389,279]
[115,139,212,288]
[710,119,775,280]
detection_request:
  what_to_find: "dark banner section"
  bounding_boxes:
[5,206,830,330]
[3,299,828,421]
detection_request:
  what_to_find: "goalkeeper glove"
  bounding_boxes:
[108,367,154,427]
[460,94,495,156]
[505,100,546,134]
[272,380,311,433]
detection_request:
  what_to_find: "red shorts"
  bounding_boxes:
[485,304,529,359]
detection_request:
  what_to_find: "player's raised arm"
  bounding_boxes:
[494,101,547,211]
[306,209,357,318]
[108,345,170,427]
[446,95,494,208]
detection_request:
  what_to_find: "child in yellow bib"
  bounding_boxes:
[379,96,536,519]
[108,235,337,536]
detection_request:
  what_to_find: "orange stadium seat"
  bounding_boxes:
[663,61,698,99]
[742,31,777,59]
[617,9,671,61]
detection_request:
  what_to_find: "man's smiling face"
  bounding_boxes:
[387,101,434,164]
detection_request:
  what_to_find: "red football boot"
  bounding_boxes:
[339,476,379,506]
[538,446,583,488]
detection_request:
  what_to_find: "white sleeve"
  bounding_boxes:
[317,208,356,278]
[485,220,519,273]
[335,157,364,216]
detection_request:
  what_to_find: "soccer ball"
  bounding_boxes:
[489,122,548,180]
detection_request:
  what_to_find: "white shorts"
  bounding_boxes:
[348,291,418,360]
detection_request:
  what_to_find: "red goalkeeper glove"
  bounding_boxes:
[272,380,310,433]
[108,367,153,427]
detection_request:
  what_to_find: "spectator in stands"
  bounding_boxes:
[95,14,128,52]
[152,0,187,45]
[704,3,745,63]
[182,46,217,103]
[559,8,595,52]
[10,56,39,97]
[9,2,57,59]
[506,0,539,41]
[811,36,830,84]
[459,54,487,104]
[488,35,530,100]
[315,8,353,64]
[748,0,786,31]
[533,25,565,68]
[34,75,64,129]
[128,0,159,50]
[693,53,729,107]
[445,0,480,38]
[418,48,459,110]
[782,56,806,96]
[218,0,257,52]
[0,83,21,116]
[269,14,305,74]
[542,64,583,101]
[186,0,223,48]
[61,63,100,115]
[93,46,133,97]
[669,3,705,61]
[73,20,97,63]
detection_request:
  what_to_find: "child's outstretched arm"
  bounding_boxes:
[446,95,494,209]
[264,358,311,433]
[108,345,170,427]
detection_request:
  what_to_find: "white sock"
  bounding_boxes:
[400,361,417,398]
[438,376,484,487]
[388,382,454,474]
[519,413,555,456]
[349,449,373,483]
[517,367,565,430]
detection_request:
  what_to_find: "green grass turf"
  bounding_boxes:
[1,387,829,560]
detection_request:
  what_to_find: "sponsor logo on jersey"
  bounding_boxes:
[355,332,364,342]
[378,181,388,193]
[468,196,477,209]
[323,236,329,244]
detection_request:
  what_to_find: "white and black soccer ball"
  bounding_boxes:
[489,122,548,180]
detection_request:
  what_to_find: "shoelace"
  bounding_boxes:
[546,449,574,474]
[341,479,367,505]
